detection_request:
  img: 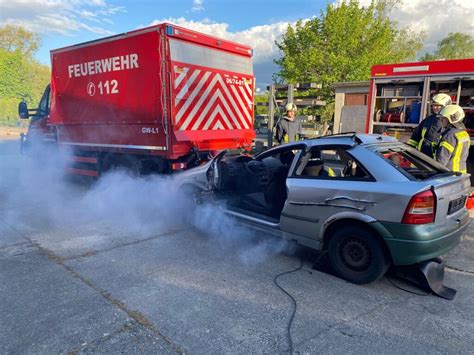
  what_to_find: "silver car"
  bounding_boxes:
[178,134,471,284]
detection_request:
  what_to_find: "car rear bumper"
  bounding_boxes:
[373,210,470,266]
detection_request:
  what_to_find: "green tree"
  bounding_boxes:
[421,32,474,61]
[0,25,50,125]
[254,93,269,115]
[0,24,40,59]
[275,0,425,121]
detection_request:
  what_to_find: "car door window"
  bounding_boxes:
[294,147,373,180]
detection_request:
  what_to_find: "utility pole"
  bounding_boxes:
[267,84,275,148]
[287,84,294,104]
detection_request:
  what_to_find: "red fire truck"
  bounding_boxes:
[19,23,255,176]
[365,58,474,177]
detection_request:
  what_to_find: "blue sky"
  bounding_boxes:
[1,0,473,88]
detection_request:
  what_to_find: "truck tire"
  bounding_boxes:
[328,225,389,284]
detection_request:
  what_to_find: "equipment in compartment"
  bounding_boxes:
[373,83,423,126]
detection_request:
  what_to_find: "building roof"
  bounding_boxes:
[332,81,370,89]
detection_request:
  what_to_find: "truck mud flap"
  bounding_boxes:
[394,257,457,300]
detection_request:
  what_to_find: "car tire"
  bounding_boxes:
[328,225,390,284]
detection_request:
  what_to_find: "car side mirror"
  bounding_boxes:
[18,101,29,119]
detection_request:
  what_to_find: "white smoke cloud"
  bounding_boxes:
[192,204,292,266]
[0,140,289,264]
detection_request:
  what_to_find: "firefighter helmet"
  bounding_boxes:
[285,102,297,112]
[431,93,452,107]
[439,104,465,125]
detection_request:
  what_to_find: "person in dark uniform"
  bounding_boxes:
[407,93,452,159]
[275,102,301,144]
[436,104,469,173]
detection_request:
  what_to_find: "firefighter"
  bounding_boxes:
[436,104,469,173]
[275,102,302,144]
[407,93,452,158]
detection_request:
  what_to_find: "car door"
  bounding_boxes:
[280,144,376,242]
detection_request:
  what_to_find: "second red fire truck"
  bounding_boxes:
[364,58,474,178]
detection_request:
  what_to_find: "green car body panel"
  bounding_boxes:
[372,210,470,265]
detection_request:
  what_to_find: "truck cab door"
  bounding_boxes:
[22,85,53,151]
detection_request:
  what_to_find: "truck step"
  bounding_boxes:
[66,154,99,177]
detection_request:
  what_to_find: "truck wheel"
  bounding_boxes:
[328,225,389,284]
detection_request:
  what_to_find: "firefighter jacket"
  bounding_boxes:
[436,124,470,173]
[407,113,443,158]
[275,116,302,144]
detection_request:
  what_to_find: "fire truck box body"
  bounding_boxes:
[49,23,255,164]
[364,58,474,183]
[366,59,474,137]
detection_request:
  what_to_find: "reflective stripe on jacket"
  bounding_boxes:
[436,126,470,173]
[407,113,443,159]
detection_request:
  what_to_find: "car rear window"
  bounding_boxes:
[376,145,449,180]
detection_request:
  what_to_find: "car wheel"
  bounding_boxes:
[328,225,390,284]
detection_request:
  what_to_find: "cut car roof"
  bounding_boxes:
[303,133,398,148]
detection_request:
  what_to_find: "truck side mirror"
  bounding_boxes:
[19,101,29,119]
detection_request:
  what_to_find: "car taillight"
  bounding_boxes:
[402,190,436,224]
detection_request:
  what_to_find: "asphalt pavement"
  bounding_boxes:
[1,138,474,354]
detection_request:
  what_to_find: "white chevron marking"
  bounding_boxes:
[176,71,253,131]
[176,71,211,123]
[179,74,219,130]
[214,75,247,129]
[190,89,241,131]
[231,85,252,124]
[188,89,221,130]
[238,85,252,105]
[176,69,200,101]
[174,67,189,88]
[203,105,232,130]
[209,79,243,129]
[244,79,252,97]
[213,120,225,130]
